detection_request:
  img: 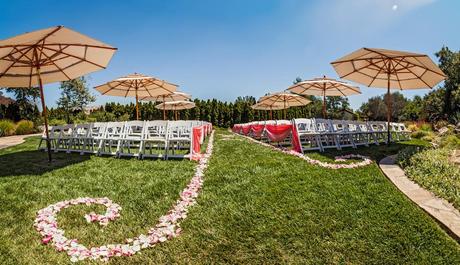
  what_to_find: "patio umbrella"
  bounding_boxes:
[331,47,446,143]
[141,91,191,102]
[287,76,361,118]
[258,92,311,119]
[0,25,117,161]
[251,102,285,120]
[155,100,195,120]
[94,73,178,120]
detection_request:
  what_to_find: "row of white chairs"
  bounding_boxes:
[234,119,410,153]
[38,120,211,159]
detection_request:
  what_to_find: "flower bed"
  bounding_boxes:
[34,131,215,262]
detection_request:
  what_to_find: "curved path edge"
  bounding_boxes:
[379,155,460,241]
[0,133,41,150]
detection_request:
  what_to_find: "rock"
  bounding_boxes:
[450,149,460,165]
[438,127,449,136]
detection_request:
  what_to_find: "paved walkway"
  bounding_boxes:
[380,155,460,239]
[0,134,41,150]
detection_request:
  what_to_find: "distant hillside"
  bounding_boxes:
[0,95,15,106]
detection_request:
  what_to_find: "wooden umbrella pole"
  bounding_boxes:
[283,98,286,119]
[269,109,272,120]
[135,83,139,120]
[37,65,52,162]
[323,85,327,118]
[387,72,391,145]
[163,95,166,120]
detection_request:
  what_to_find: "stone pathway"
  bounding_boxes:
[380,155,460,239]
[0,134,41,150]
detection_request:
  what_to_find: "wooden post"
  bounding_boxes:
[322,85,327,118]
[135,82,139,120]
[163,95,166,120]
[37,66,52,162]
[387,72,391,145]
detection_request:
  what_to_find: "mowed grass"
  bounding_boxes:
[0,130,459,264]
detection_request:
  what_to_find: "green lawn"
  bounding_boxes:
[0,130,459,264]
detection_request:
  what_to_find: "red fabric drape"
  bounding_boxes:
[191,126,203,161]
[264,124,292,142]
[241,125,251,135]
[290,124,302,153]
[250,125,265,138]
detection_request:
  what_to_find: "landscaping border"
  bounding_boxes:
[379,155,460,241]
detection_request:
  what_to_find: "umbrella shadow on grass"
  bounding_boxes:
[0,150,90,178]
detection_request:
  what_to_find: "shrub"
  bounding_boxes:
[86,117,97,123]
[402,148,460,208]
[0,119,15,136]
[421,135,435,142]
[419,123,432,132]
[434,120,449,130]
[411,130,432,139]
[396,146,424,168]
[14,120,35,135]
[48,119,66,126]
[439,134,460,149]
[407,124,418,132]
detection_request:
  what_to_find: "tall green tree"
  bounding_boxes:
[56,77,95,123]
[433,46,460,123]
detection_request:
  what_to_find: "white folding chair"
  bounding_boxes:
[97,122,126,156]
[141,120,168,159]
[330,120,355,149]
[315,119,341,150]
[166,121,193,159]
[347,121,370,147]
[369,121,388,144]
[293,118,322,152]
[68,123,91,153]
[55,124,75,152]
[118,121,146,158]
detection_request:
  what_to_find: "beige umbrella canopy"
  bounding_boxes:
[155,100,195,120]
[0,25,117,161]
[94,73,178,120]
[287,76,361,118]
[251,102,285,120]
[331,47,446,143]
[258,92,311,119]
[141,91,191,102]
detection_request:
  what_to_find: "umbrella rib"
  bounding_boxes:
[43,46,107,69]
[36,45,72,81]
[0,45,31,61]
[339,58,386,79]
[391,58,434,88]
[393,67,403,90]
[0,45,35,78]
[412,56,446,77]
[367,58,388,87]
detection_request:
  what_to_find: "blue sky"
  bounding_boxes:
[1,0,459,110]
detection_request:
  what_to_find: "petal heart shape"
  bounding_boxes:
[34,131,214,262]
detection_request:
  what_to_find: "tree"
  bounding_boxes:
[56,77,95,123]
[432,46,460,123]
[1,87,40,121]
[358,92,408,122]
